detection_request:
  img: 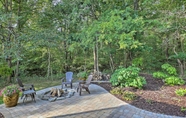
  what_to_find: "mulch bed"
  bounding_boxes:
[94,73,186,117]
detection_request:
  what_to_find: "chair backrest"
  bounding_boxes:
[86,75,93,85]
[66,71,73,82]
[16,78,24,87]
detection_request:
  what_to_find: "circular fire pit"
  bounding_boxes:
[38,88,76,102]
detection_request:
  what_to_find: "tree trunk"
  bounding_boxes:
[15,60,20,79]
[14,0,21,79]
[4,0,13,83]
[64,40,69,71]
[93,44,97,73]
[84,51,87,71]
[109,54,114,73]
[124,50,129,67]
[93,38,99,73]
[173,46,184,78]
[96,39,99,73]
[51,67,53,80]
[47,48,51,79]
[134,0,139,11]
[7,57,12,83]
[64,20,69,71]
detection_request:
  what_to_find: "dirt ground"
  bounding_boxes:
[95,73,186,117]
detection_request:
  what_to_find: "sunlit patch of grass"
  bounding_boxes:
[0,73,80,105]
[33,79,61,91]
[0,76,62,105]
[0,96,3,104]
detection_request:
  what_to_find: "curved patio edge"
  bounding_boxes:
[0,83,184,118]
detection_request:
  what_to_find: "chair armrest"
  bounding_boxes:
[79,81,86,85]
[23,84,35,90]
[61,78,65,82]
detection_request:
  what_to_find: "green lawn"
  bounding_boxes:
[0,78,62,104]
[0,96,3,104]
[0,75,79,105]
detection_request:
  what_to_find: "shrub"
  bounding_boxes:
[77,71,88,80]
[181,107,186,112]
[161,63,177,75]
[110,87,123,95]
[153,71,168,79]
[165,77,185,86]
[153,63,185,86]
[175,88,186,96]
[110,66,146,89]
[0,66,13,78]
[122,91,136,101]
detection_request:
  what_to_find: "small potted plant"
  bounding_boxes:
[1,84,21,107]
[77,71,88,81]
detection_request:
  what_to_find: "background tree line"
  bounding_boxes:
[0,0,186,83]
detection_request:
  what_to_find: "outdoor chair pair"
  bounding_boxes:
[61,71,93,96]
[16,78,36,104]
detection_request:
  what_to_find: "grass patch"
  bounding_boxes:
[0,77,63,105]
[0,79,61,105]
[0,96,3,104]
[0,73,80,105]
[33,79,61,91]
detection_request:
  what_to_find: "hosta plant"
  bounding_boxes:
[110,87,123,95]
[153,63,177,79]
[175,88,186,96]
[110,66,146,89]
[165,77,185,86]
[122,91,136,101]
[153,63,185,86]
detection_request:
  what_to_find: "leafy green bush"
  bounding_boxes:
[161,63,177,75]
[0,66,13,78]
[110,87,123,95]
[110,87,137,101]
[181,107,186,112]
[153,71,168,79]
[153,63,185,86]
[77,71,88,80]
[110,66,146,89]
[175,88,186,96]
[122,91,136,101]
[165,77,185,86]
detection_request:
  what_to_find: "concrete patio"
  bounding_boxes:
[0,83,184,118]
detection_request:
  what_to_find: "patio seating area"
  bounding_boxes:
[0,83,183,118]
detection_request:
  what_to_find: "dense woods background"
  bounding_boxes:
[0,0,186,83]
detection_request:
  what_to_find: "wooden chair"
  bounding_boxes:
[16,78,36,103]
[61,71,74,89]
[77,75,93,96]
